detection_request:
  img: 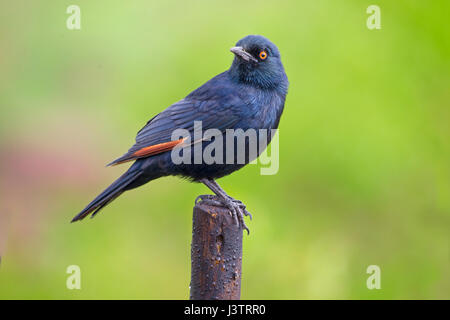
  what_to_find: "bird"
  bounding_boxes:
[72,35,289,233]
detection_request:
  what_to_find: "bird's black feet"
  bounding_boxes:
[195,194,252,234]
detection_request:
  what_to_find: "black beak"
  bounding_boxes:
[230,46,258,63]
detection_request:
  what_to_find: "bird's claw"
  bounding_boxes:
[195,194,251,234]
[195,194,216,205]
[227,197,252,220]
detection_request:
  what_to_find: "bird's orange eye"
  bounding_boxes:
[259,50,268,60]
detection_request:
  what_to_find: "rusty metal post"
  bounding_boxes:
[190,197,243,300]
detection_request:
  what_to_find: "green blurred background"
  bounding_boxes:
[0,0,449,299]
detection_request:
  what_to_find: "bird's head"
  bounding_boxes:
[229,35,288,91]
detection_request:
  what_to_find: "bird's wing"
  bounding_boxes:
[107,97,242,166]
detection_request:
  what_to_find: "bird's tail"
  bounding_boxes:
[71,168,143,222]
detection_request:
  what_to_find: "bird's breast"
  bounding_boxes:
[238,89,285,131]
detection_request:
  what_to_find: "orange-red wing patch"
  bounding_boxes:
[132,137,187,158]
[109,137,188,166]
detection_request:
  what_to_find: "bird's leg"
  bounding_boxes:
[197,178,251,234]
[196,180,241,226]
[207,180,252,219]
[200,178,252,221]
[195,194,224,206]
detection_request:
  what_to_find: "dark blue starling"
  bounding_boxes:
[72,35,289,233]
